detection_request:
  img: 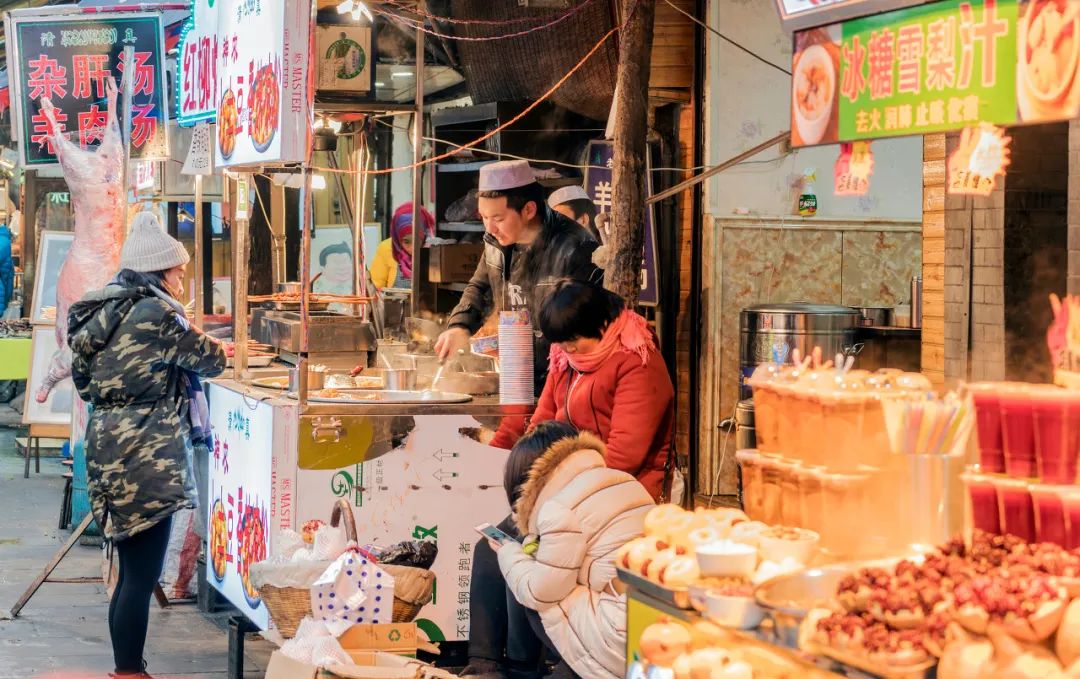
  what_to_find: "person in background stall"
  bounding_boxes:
[491,421,654,679]
[546,185,600,242]
[370,202,435,289]
[444,160,602,679]
[67,212,227,678]
[0,221,13,314]
[491,278,674,501]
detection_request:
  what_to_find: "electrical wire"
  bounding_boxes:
[312,17,622,176]
[372,0,603,42]
[383,0,589,26]
[661,0,791,76]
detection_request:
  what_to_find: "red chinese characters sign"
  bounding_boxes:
[177,0,218,125]
[789,0,1080,147]
[7,11,168,166]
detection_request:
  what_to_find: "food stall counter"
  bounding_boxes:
[204,377,525,643]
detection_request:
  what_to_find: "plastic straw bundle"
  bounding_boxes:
[882,392,975,456]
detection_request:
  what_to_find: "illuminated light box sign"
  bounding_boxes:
[5,10,168,167]
[176,0,219,125]
[792,0,1080,148]
[775,0,929,33]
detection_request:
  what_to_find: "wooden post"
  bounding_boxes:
[608,0,656,304]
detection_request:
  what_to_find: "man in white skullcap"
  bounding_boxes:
[435,160,602,381]
[547,184,601,242]
[439,161,602,679]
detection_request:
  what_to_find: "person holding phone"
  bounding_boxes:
[489,421,654,679]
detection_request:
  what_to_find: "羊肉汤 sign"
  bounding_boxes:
[6,11,168,167]
[791,0,1080,148]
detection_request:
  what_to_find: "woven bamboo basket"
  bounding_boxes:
[259,499,436,638]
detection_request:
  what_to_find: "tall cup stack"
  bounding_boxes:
[498,310,534,405]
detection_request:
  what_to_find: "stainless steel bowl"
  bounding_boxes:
[754,564,852,648]
[384,368,418,391]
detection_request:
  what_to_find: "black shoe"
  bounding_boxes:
[460,658,507,679]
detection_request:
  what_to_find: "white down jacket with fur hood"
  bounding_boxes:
[497,433,656,679]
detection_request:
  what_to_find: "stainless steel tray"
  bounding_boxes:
[286,389,473,404]
[804,640,936,679]
[616,568,692,609]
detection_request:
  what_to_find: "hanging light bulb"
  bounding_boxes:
[336,0,371,21]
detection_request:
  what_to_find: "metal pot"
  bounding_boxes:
[856,307,892,327]
[277,282,303,295]
[288,366,327,391]
[739,303,861,399]
[384,368,418,391]
[435,371,500,396]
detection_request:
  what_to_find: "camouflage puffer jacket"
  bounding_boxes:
[68,285,225,542]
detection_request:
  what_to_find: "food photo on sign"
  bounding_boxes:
[1016,0,1080,123]
[791,24,841,147]
[5,10,169,167]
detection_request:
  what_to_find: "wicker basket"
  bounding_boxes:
[259,499,436,638]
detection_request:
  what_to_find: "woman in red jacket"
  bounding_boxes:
[491,279,674,500]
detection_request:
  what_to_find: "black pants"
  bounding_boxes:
[468,516,544,674]
[109,516,173,674]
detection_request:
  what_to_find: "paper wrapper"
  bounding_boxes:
[311,551,396,636]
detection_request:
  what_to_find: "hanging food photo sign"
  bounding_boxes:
[834,140,874,196]
[176,0,219,125]
[5,9,169,167]
[947,122,1011,196]
[214,0,312,168]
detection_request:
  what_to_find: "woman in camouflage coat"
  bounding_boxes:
[68,213,225,677]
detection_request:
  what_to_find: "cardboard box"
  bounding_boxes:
[427,244,483,283]
[264,649,456,679]
[339,623,418,657]
[315,26,374,93]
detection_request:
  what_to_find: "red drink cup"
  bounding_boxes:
[1030,484,1067,546]
[1060,487,1080,550]
[994,477,1036,542]
[961,471,1001,535]
[1033,387,1080,484]
[1000,384,1037,478]
[969,383,1005,473]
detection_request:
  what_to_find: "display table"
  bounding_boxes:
[205,377,530,642]
[0,337,31,380]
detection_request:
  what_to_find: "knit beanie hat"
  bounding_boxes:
[119,211,190,273]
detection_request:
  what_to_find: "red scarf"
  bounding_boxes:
[548,310,655,375]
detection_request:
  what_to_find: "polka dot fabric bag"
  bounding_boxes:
[310,549,396,635]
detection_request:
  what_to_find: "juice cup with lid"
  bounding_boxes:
[1032,386,1080,485]
[993,477,1036,542]
[821,470,871,558]
[797,464,826,536]
[1059,487,1080,550]
[793,369,830,465]
[1000,383,1037,478]
[1030,484,1067,546]
[758,453,783,525]
[775,379,800,457]
[736,449,763,520]
[748,364,783,454]
[960,470,1001,535]
[820,374,869,472]
[968,382,1006,473]
[776,457,803,527]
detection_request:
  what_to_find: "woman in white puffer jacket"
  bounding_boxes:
[493,422,656,679]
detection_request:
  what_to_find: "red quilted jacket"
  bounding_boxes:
[491,346,674,500]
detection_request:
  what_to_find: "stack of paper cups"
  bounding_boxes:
[499,310,534,405]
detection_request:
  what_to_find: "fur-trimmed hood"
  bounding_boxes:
[512,432,607,536]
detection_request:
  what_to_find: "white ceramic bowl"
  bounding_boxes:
[792,43,835,145]
[695,540,758,578]
[703,590,767,630]
[758,529,820,566]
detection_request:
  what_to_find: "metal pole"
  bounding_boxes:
[193,174,204,328]
[120,46,134,215]
[232,175,250,379]
[646,131,790,205]
[410,4,425,317]
[299,0,317,408]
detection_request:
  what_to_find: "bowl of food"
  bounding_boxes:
[758,526,820,566]
[703,587,767,630]
[1022,0,1080,106]
[696,540,758,578]
[250,64,280,153]
[688,576,753,613]
[217,90,238,159]
[792,44,836,145]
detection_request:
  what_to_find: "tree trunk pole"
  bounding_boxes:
[609,0,656,304]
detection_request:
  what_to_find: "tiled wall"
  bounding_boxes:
[716,216,922,417]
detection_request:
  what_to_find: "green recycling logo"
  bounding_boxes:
[388,629,402,642]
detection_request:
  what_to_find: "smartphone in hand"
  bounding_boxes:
[475,523,518,545]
